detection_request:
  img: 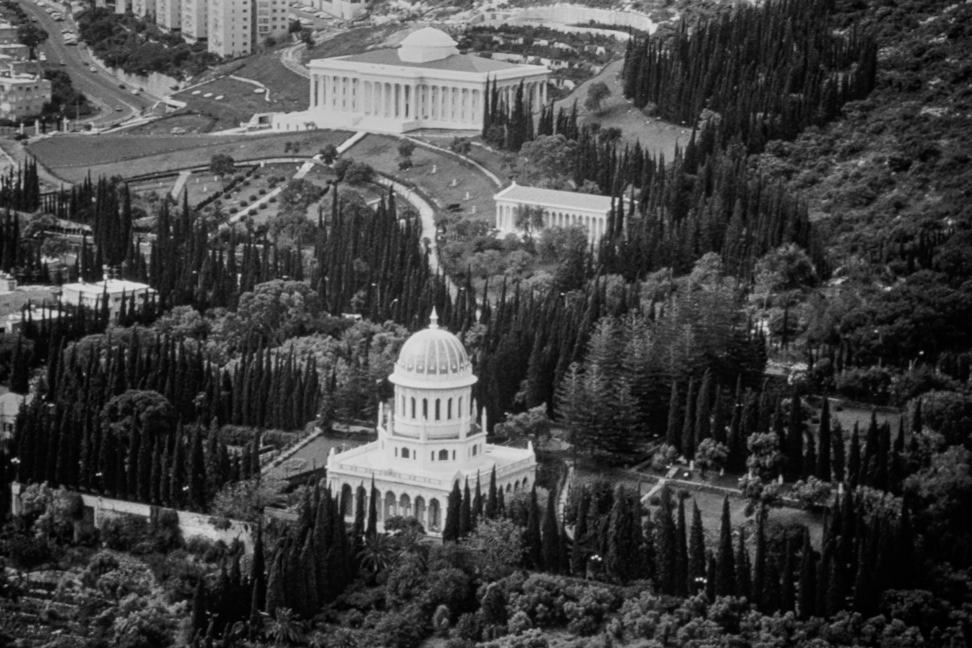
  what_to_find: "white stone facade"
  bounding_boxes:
[181,0,208,42]
[297,27,549,134]
[326,311,536,536]
[255,0,290,44]
[155,0,181,31]
[494,183,613,245]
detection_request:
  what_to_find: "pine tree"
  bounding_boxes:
[443,480,462,542]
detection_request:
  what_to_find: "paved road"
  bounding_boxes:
[20,1,158,126]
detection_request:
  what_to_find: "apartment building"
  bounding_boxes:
[132,0,157,19]
[208,0,252,58]
[0,72,52,120]
[156,0,181,31]
[0,22,19,45]
[181,0,208,42]
[255,0,290,45]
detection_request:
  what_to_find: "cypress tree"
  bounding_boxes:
[764,554,782,613]
[681,377,696,458]
[250,523,266,612]
[524,485,543,569]
[674,497,689,596]
[264,548,285,616]
[694,369,713,448]
[606,486,635,582]
[666,380,681,451]
[654,487,677,594]
[299,536,319,617]
[542,486,560,573]
[848,424,861,488]
[735,527,752,600]
[798,529,816,619]
[753,513,767,610]
[817,398,832,482]
[353,483,366,556]
[715,496,735,596]
[473,471,484,525]
[459,478,472,538]
[688,501,706,594]
[443,480,462,542]
[571,489,589,576]
[485,465,498,519]
[832,421,846,483]
[781,539,796,613]
[705,550,717,601]
[191,579,208,638]
[786,389,804,481]
[366,475,378,539]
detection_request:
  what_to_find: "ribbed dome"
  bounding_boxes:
[398,27,459,63]
[390,310,476,388]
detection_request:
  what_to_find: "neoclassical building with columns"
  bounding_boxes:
[326,311,536,536]
[494,182,614,245]
[295,27,549,133]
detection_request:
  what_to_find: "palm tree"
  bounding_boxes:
[394,526,430,571]
[266,607,303,647]
[358,533,397,575]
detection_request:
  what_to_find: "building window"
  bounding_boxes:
[438,449,448,461]
[435,399,440,421]
[459,396,463,416]
[431,452,435,461]
[411,397,415,419]
[447,398,452,419]
[402,447,409,459]
[394,447,398,457]
[472,445,477,456]
[452,450,456,460]
[423,399,428,419]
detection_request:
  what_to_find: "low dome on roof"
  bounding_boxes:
[400,27,457,48]
[398,27,459,64]
[390,310,476,388]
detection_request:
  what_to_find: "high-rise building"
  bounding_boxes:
[156,0,181,31]
[132,0,156,19]
[254,0,290,46]
[208,0,252,58]
[181,0,208,42]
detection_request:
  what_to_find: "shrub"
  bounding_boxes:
[508,610,533,635]
[375,605,429,648]
[248,209,256,216]
[433,605,451,637]
[239,199,248,207]
[455,613,482,642]
[260,203,268,209]
[101,514,151,553]
[3,532,51,569]
[269,196,278,203]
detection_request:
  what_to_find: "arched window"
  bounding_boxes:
[472,445,477,456]
[438,449,448,461]
[423,399,428,419]
[401,395,405,415]
[411,397,416,419]
[447,398,453,419]
[402,447,410,459]
[452,450,456,460]
[459,396,463,416]
[435,399,441,420]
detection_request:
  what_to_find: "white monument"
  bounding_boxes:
[494,182,615,245]
[272,27,549,134]
[326,309,537,536]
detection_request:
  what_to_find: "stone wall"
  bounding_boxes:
[481,4,659,36]
[10,483,255,554]
[90,54,183,98]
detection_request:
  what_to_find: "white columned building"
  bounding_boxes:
[494,183,614,245]
[326,310,537,536]
[274,27,549,134]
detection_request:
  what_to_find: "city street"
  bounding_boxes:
[18,0,159,127]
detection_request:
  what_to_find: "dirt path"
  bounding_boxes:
[555,58,690,161]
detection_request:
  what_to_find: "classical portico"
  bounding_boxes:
[494,183,615,245]
[302,27,549,133]
[326,310,537,536]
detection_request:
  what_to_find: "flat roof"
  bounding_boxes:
[335,48,528,74]
[494,183,614,213]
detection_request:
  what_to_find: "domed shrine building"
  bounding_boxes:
[295,27,549,134]
[325,311,537,536]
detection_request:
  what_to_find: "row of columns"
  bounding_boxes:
[496,202,607,244]
[335,476,534,533]
[310,73,548,125]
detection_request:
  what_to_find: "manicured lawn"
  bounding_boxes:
[348,134,498,225]
[196,47,310,120]
[174,77,282,128]
[124,112,219,135]
[31,130,355,183]
[302,24,402,61]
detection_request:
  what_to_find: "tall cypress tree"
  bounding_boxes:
[735,527,752,600]
[786,388,804,481]
[571,489,589,576]
[366,475,378,539]
[459,478,472,538]
[753,512,767,610]
[688,501,706,594]
[674,497,689,596]
[798,528,816,619]
[442,480,462,542]
[666,380,681,451]
[473,471,484,525]
[524,485,543,569]
[781,539,796,613]
[681,377,696,458]
[654,487,677,594]
[832,420,846,483]
[817,398,832,482]
[715,496,736,596]
[848,424,861,488]
[542,486,560,573]
[485,465,498,519]
[694,369,713,448]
